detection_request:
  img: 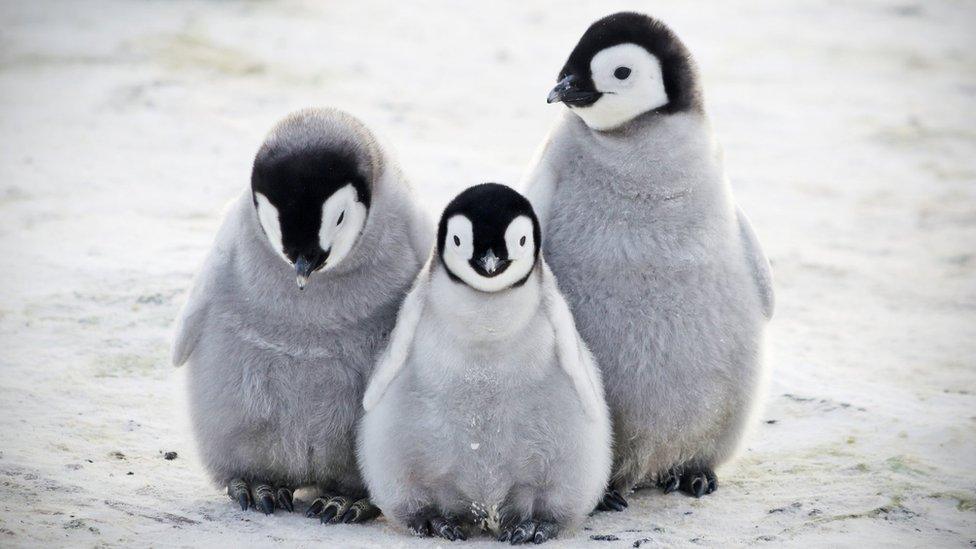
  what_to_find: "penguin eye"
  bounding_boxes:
[336,211,345,225]
[453,235,461,247]
[614,66,631,80]
[519,236,526,247]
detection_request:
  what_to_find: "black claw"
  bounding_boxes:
[679,470,711,498]
[663,465,719,498]
[532,521,559,544]
[598,491,625,512]
[659,469,681,494]
[498,529,513,542]
[409,520,431,538]
[359,501,382,523]
[313,495,352,524]
[319,506,338,523]
[340,508,359,523]
[228,478,251,511]
[276,488,294,512]
[431,517,458,541]
[511,520,536,544]
[597,492,627,511]
[338,498,381,524]
[705,470,718,494]
[305,498,325,518]
[610,490,629,508]
[237,492,250,511]
[253,484,275,515]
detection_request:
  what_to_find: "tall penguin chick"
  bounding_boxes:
[172,108,432,523]
[359,184,612,544]
[525,12,774,506]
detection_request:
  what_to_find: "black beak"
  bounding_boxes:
[470,249,511,278]
[294,250,329,290]
[547,74,601,106]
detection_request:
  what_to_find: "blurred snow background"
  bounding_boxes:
[0,0,974,546]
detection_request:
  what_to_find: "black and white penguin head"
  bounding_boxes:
[437,183,541,293]
[547,12,701,131]
[251,144,370,289]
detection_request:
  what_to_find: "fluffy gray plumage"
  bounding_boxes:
[524,90,774,495]
[172,108,431,509]
[358,257,612,540]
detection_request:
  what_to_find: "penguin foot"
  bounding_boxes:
[499,518,560,544]
[227,479,294,514]
[594,489,628,512]
[406,509,466,541]
[658,466,717,497]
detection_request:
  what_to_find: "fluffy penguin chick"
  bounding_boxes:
[525,12,775,505]
[358,183,612,544]
[172,108,432,522]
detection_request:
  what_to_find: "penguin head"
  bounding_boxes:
[251,143,371,290]
[547,12,701,131]
[437,183,540,293]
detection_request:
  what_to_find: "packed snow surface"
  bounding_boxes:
[0,0,974,546]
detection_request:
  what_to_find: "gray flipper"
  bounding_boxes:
[362,262,431,411]
[171,245,230,367]
[736,205,774,319]
[540,261,606,420]
[172,198,242,367]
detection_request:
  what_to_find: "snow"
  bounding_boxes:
[0,0,974,546]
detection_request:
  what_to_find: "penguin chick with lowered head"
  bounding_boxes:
[359,183,612,544]
[524,12,775,505]
[172,108,432,523]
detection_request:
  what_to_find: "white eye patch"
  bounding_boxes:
[504,215,535,260]
[319,183,367,270]
[254,192,289,263]
[445,215,474,260]
[575,43,668,131]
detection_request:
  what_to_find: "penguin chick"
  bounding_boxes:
[358,183,612,544]
[172,108,432,522]
[524,12,774,506]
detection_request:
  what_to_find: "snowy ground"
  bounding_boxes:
[0,0,974,546]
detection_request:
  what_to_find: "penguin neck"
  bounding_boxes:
[428,260,542,343]
[567,109,725,202]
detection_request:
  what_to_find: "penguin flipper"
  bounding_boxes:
[171,245,230,367]
[735,205,775,320]
[362,262,431,411]
[540,261,605,420]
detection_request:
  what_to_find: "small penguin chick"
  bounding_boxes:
[252,135,371,289]
[359,183,612,543]
[547,11,702,131]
